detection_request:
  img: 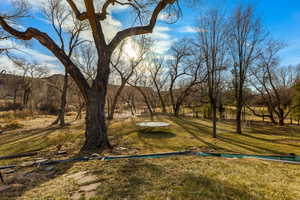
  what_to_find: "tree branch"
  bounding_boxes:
[109,0,175,52]
[65,0,87,21]
[0,16,90,101]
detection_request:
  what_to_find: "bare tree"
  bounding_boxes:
[227,5,265,134]
[250,41,297,125]
[11,59,49,111]
[149,57,169,113]
[108,37,149,120]
[0,0,180,150]
[43,0,88,126]
[168,39,205,117]
[129,65,157,119]
[120,87,138,116]
[195,9,227,138]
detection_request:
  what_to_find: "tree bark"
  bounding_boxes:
[82,89,111,151]
[81,51,112,151]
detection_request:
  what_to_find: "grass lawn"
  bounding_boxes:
[0,114,300,199]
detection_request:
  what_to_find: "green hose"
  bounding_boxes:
[0,151,299,171]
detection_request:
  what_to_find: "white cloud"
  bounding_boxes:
[179,26,206,33]
[0,54,63,75]
[158,13,170,22]
[0,40,57,62]
[150,26,175,55]
[0,39,63,74]
[152,40,174,55]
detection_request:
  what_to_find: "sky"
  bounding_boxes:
[0,0,300,74]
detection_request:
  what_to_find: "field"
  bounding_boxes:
[0,113,300,199]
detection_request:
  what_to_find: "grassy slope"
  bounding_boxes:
[0,114,300,199]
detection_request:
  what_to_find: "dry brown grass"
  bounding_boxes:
[0,114,300,199]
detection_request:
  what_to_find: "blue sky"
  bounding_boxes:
[1,0,300,73]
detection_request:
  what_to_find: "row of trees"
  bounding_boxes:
[0,1,299,151]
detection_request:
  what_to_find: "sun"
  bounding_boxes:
[122,39,140,60]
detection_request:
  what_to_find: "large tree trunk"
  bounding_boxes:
[82,89,111,151]
[81,57,111,151]
[52,72,68,126]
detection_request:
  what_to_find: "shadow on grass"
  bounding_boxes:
[0,126,62,147]
[170,117,233,152]
[90,159,262,200]
[138,130,176,139]
[97,159,164,199]
[1,156,78,199]
[169,116,297,155]
[169,173,262,200]
[0,124,86,199]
